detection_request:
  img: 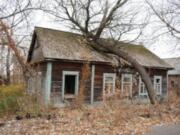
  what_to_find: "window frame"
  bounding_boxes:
[139,76,148,96]
[103,73,116,96]
[121,73,133,97]
[62,71,79,100]
[154,75,162,95]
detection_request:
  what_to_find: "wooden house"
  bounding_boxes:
[164,57,180,95]
[27,27,172,106]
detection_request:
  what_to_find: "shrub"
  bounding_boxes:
[0,84,24,116]
[0,84,44,118]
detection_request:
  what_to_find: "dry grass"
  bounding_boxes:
[0,90,179,135]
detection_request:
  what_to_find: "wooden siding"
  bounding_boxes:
[148,68,168,97]
[50,61,116,102]
[36,61,168,104]
[94,65,116,101]
[118,68,168,98]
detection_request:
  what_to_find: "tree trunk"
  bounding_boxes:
[88,39,156,104]
[0,20,31,84]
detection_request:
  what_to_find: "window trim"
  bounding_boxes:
[154,75,162,95]
[121,73,133,97]
[139,76,148,96]
[62,71,79,100]
[103,73,116,96]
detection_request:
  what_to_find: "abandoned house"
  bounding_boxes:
[164,57,180,95]
[27,27,172,106]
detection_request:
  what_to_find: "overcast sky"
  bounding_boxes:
[10,0,180,59]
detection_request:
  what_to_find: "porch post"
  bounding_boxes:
[166,72,169,98]
[91,65,95,104]
[45,62,52,104]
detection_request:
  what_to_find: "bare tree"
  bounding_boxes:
[44,0,156,104]
[146,0,180,40]
[0,0,43,82]
[0,21,31,81]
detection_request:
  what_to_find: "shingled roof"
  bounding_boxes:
[27,27,172,69]
[164,57,180,75]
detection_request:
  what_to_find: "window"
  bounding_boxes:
[139,77,148,96]
[121,74,132,97]
[62,71,79,100]
[103,73,116,96]
[154,76,162,95]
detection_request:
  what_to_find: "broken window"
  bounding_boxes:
[154,76,162,95]
[139,77,148,96]
[121,74,132,97]
[103,73,116,96]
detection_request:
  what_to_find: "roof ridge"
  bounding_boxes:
[164,57,180,60]
[34,26,82,37]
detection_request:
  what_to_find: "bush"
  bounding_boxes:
[0,84,44,118]
[0,84,24,116]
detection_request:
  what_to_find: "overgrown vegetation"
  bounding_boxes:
[0,90,179,134]
[0,84,44,118]
[0,85,24,116]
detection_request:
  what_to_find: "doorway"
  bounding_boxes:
[65,75,76,94]
[62,71,79,100]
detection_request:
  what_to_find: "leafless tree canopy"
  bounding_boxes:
[0,0,43,83]
[45,0,148,42]
[146,0,180,40]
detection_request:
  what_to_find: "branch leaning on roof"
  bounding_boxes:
[44,0,157,104]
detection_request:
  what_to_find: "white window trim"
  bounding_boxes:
[62,71,79,100]
[154,75,162,95]
[139,76,148,96]
[121,73,133,97]
[91,65,95,104]
[103,73,116,96]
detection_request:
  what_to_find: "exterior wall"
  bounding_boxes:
[27,63,47,101]
[50,61,116,103]
[33,61,169,105]
[30,40,44,63]
[94,64,116,101]
[168,75,180,94]
[118,68,168,98]
[51,62,82,103]
[148,68,168,97]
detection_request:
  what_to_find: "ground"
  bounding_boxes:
[146,124,180,135]
[0,97,179,135]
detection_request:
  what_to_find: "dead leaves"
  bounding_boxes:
[0,99,179,135]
